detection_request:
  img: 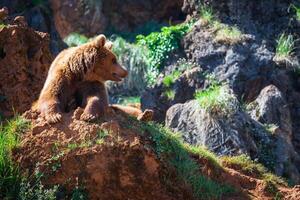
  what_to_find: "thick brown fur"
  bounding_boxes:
[34,35,128,123]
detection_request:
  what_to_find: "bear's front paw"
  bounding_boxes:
[45,112,62,124]
[80,112,98,122]
[137,109,154,122]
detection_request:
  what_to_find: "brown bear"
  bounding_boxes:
[34,34,128,123]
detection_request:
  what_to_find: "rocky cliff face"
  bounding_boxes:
[50,0,185,38]
[0,22,53,118]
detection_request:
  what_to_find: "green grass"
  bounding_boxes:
[222,155,286,186]
[195,83,237,116]
[215,26,243,45]
[141,123,234,199]
[71,187,88,200]
[164,89,176,100]
[64,33,89,47]
[162,71,181,88]
[199,4,215,23]
[274,33,295,64]
[117,96,140,105]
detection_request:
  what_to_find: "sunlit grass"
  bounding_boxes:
[215,26,243,45]
[274,33,295,64]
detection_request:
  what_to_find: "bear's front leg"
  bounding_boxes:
[80,96,107,122]
[39,99,63,124]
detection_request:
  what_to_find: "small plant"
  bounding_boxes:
[164,89,176,100]
[19,180,58,200]
[215,25,243,45]
[71,187,88,200]
[64,33,89,47]
[291,4,300,21]
[199,4,215,23]
[0,24,6,29]
[263,124,279,134]
[274,33,295,64]
[195,83,238,116]
[117,96,140,105]
[162,70,181,88]
[176,58,198,71]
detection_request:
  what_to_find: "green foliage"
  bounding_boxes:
[291,4,300,20]
[137,22,194,70]
[117,96,140,105]
[263,124,279,135]
[141,123,234,199]
[32,0,46,6]
[162,71,181,88]
[0,116,57,199]
[195,83,238,116]
[0,24,6,29]
[164,89,176,100]
[222,155,286,186]
[199,4,215,23]
[19,180,58,200]
[71,187,88,200]
[176,58,198,71]
[64,33,89,47]
[275,33,295,64]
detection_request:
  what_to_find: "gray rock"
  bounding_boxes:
[248,85,300,181]
[141,67,205,122]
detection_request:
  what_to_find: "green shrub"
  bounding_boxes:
[274,33,295,64]
[71,187,88,200]
[136,22,194,70]
[117,96,140,105]
[64,33,89,47]
[141,123,234,199]
[164,89,176,100]
[195,83,238,116]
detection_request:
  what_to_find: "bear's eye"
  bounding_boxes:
[112,58,117,64]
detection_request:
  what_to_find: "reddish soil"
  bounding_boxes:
[13,108,300,200]
[0,23,52,118]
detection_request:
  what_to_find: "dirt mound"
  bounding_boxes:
[0,22,53,118]
[14,108,299,199]
[14,108,193,200]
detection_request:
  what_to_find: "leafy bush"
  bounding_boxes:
[274,33,295,64]
[195,83,238,116]
[136,22,194,70]
[64,33,89,47]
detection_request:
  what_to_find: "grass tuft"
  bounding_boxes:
[215,26,243,45]
[199,4,215,23]
[195,83,238,116]
[291,4,300,21]
[274,33,295,65]
[162,71,181,88]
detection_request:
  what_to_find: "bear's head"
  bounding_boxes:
[87,35,128,82]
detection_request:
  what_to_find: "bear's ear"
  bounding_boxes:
[93,34,106,47]
[104,41,113,50]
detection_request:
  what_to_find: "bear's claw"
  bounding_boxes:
[137,109,154,122]
[80,112,98,122]
[45,112,62,124]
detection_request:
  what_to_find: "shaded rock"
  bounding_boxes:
[50,0,185,39]
[141,67,204,122]
[0,22,53,118]
[248,85,300,182]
